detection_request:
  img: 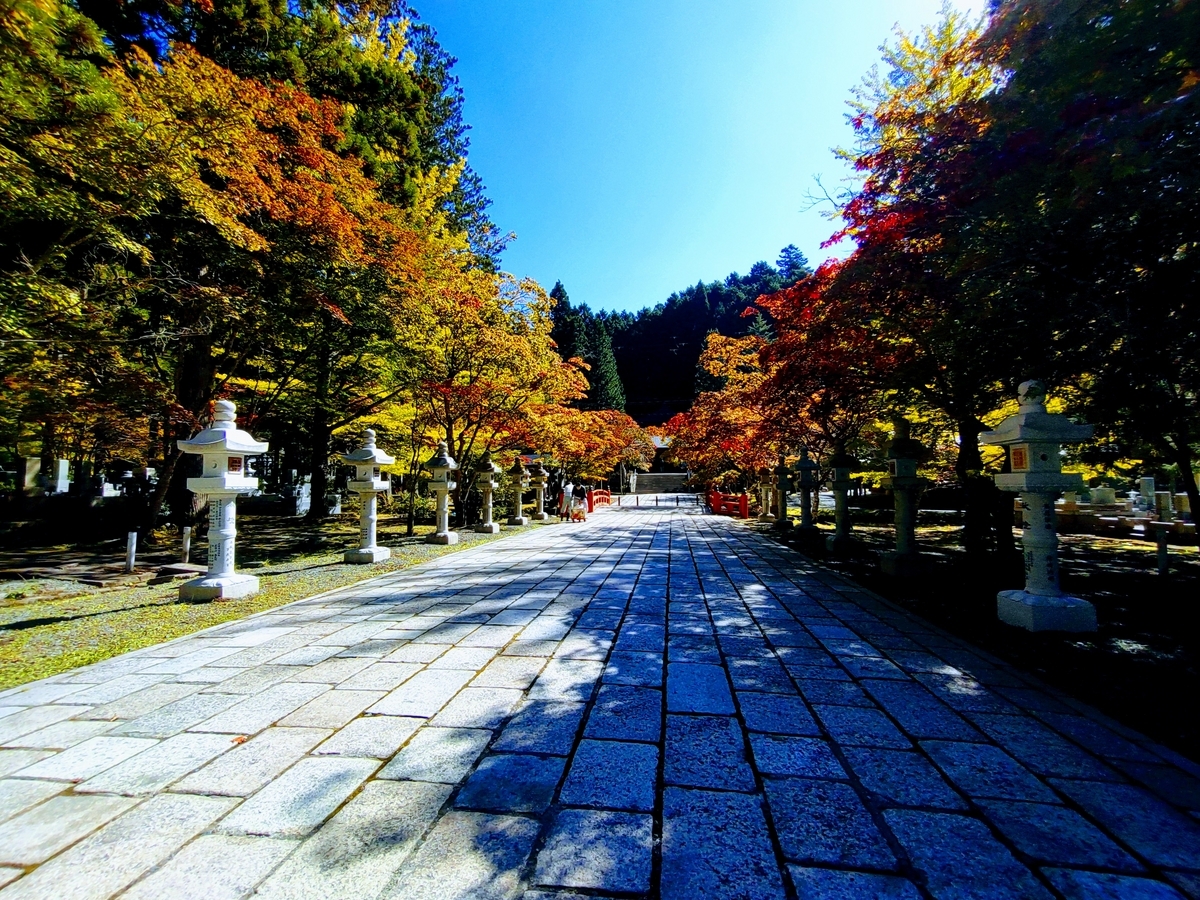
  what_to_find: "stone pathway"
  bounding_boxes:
[0,504,1198,899]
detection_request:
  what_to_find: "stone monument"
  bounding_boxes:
[424,440,459,545]
[880,418,929,577]
[757,467,775,522]
[793,447,821,537]
[340,429,394,563]
[177,400,269,600]
[529,460,550,522]
[507,458,530,526]
[775,454,793,529]
[981,380,1095,632]
[825,440,860,555]
[474,452,501,534]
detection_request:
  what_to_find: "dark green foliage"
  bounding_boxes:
[776,244,810,282]
[586,319,625,412]
[76,0,502,257]
[604,249,809,424]
[549,281,625,411]
[970,0,1200,511]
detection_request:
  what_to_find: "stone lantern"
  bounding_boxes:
[529,460,551,521]
[756,468,776,522]
[424,440,459,545]
[775,453,793,529]
[507,458,530,526]
[981,380,1095,632]
[880,417,928,577]
[340,429,394,564]
[177,400,268,600]
[825,439,860,554]
[793,447,821,534]
[474,452,502,534]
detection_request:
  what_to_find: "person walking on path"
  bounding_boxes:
[571,483,588,521]
[559,480,574,521]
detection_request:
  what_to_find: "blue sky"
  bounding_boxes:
[415,1,981,313]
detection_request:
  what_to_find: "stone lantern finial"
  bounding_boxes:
[426,440,457,473]
[212,399,236,424]
[1018,380,1047,410]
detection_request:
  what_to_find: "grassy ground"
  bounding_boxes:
[767,511,1200,760]
[0,514,552,690]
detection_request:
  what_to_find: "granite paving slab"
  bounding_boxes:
[0,503,1197,898]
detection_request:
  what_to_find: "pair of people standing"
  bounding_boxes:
[558,482,588,522]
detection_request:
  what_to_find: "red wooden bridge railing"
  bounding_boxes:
[586,489,612,512]
[706,489,749,519]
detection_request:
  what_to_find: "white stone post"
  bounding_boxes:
[982,380,1095,632]
[507,459,530,526]
[425,441,459,545]
[530,462,550,521]
[475,452,501,534]
[825,441,860,554]
[341,429,394,563]
[177,400,268,601]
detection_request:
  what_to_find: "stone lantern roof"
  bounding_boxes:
[981,381,1092,447]
[982,380,1093,494]
[825,440,860,472]
[425,441,458,474]
[475,451,501,477]
[340,429,395,468]
[178,400,268,456]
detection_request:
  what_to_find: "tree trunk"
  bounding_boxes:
[143,446,181,535]
[143,337,217,534]
[957,419,993,554]
[306,422,332,520]
[1174,443,1200,525]
[406,471,417,537]
[306,338,333,521]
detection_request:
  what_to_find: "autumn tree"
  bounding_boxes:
[397,274,586,524]
[967,0,1200,516]
[813,8,1015,551]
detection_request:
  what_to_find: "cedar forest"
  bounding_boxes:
[2,0,1199,551]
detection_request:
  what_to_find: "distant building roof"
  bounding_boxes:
[651,436,672,450]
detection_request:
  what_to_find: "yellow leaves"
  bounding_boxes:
[530,407,653,479]
[699,333,767,383]
[109,44,403,262]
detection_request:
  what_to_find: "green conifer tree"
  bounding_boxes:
[586,319,625,411]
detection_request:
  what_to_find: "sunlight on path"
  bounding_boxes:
[0,503,1196,899]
